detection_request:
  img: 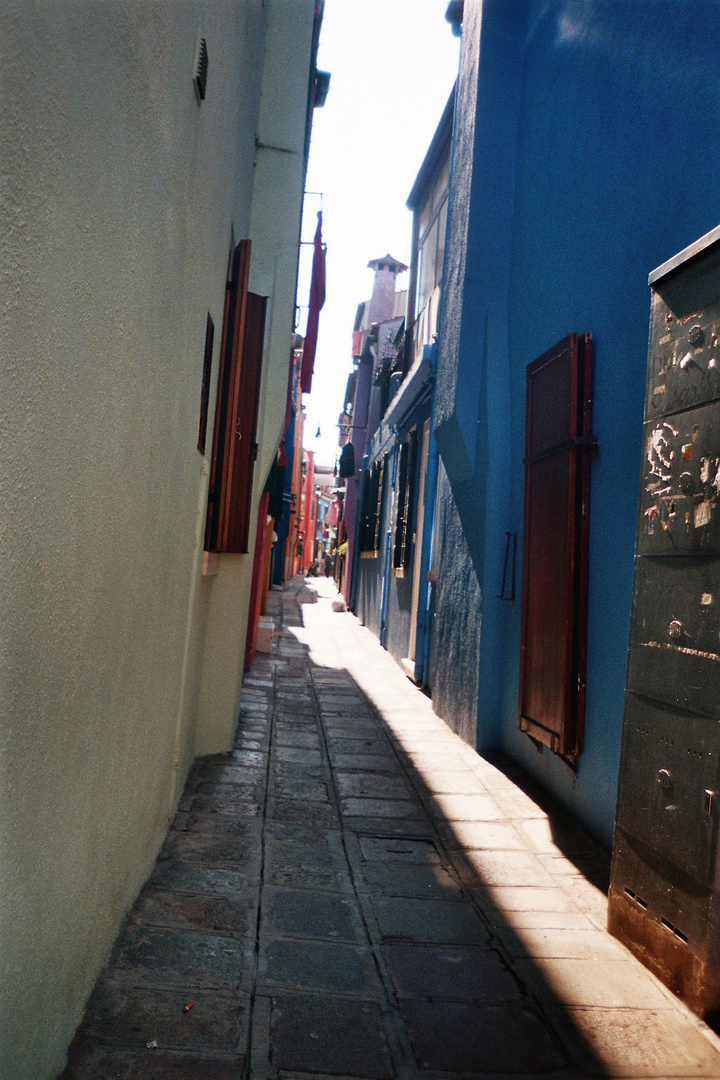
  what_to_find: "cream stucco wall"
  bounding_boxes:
[195,0,316,754]
[0,2,316,1077]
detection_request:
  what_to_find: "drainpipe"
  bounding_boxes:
[415,340,440,689]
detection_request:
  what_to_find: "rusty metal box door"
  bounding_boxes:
[638,401,720,557]
[626,556,720,717]
[646,244,720,423]
[615,694,720,887]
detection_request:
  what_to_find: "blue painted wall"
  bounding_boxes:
[432,0,720,847]
[355,397,432,667]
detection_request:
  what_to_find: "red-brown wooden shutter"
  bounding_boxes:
[205,240,267,554]
[519,333,593,758]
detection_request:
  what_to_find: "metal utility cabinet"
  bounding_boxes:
[609,225,720,1019]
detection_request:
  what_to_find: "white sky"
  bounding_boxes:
[297,0,461,467]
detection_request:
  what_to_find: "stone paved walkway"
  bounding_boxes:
[60,576,720,1079]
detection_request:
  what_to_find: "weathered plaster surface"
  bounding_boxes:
[0,2,312,1076]
[428,464,482,746]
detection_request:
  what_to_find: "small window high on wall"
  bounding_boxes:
[519,332,594,763]
[204,240,267,554]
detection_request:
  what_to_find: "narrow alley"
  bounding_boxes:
[60,577,720,1080]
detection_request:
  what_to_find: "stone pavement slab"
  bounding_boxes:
[398,1000,568,1074]
[382,942,521,1001]
[60,576,720,1080]
[268,995,394,1078]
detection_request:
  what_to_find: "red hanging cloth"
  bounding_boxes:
[300,211,326,394]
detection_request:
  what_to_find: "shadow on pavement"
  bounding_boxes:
[57,577,720,1079]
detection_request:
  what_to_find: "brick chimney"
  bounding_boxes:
[366,254,408,326]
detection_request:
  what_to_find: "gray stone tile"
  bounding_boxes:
[428,792,504,822]
[81,984,245,1053]
[274,730,321,749]
[518,816,598,855]
[324,723,379,740]
[473,885,579,913]
[146,863,251,899]
[555,874,610,924]
[263,819,339,846]
[489,786,550,819]
[384,942,520,1002]
[262,888,360,941]
[327,736,388,754]
[268,797,337,827]
[264,834,333,869]
[182,813,260,836]
[442,820,526,850]
[490,908,596,932]
[274,716,317,732]
[111,926,243,992]
[561,1005,720,1077]
[516,956,672,1009]
[403,751,472,773]
[59,1043,242,1079]
[458,848,557,888]
[330,752,400,773]
[159,831,261,867]
[361,860,461,900]
[275,692,314,706]
[372,896,489,944]
[232,736,266,751]
[274,704,316,719]
[418,770,490,795]
[359,836,442,864]
[190,793,261,816]
[259,939,380,995]
[272,774,329,801]
[192,761,265,787]
[274,746,323,766]
[130,889,253,936]
[399,1000,568,1074]
[264,863,345,892]
[316,694,368,707]
[269,994,393,1078]
[271,761,325,783]
[344,815,436,838]
[227,749,267,768]
[335,771,412,799]
[341,797,423,818]
[503,926,629,961]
